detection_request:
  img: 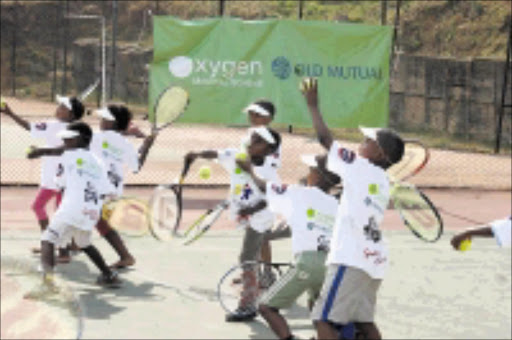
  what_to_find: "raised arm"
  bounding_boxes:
[301,78,333,150]
[0,103,30,131]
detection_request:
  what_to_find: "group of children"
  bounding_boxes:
[1,97,157,293]
[2,75,510,340]
[183,77,407,340]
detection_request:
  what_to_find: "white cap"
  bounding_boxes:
[249,126,276,144]
[96,107,116,121]
[300,154,318,168]
[359,126,380,141]
[57,129,80,139]
[56,95,72,110]
[243,103,271,117]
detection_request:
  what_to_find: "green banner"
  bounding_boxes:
[150,17,392,128]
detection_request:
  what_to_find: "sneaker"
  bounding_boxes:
[96,271,122,288]
[225,307,257,322]
[24,276,60,300]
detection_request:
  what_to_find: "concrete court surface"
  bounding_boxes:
[1,187,511,339]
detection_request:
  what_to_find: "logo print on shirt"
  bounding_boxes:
[306,208,316,219]
[241,184,253,200]
[368,183,379,195]
[102,141,109,149]
[338,148,355,163]
[271,184,288,194]
[35,122,47,131]
[363,217,381,243]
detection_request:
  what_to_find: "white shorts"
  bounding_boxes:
[311,264,381,324]
[41,219,92,248]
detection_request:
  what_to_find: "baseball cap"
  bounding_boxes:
[359,126,404,165]
[57,122,93,145]
[243,100,275,117]
[56,95,85,120]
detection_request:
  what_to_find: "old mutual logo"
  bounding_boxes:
[271,56,291,80]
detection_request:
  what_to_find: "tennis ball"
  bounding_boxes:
[199,165,211,180]
[459,238,472,252]
[0,97,5,109]
[25,146,33,155]
[236,152,247,161]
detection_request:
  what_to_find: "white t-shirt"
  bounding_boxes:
[266,183,338,257]
[30,120,68,190]
[217,148,280,232]
[326,141,391,279]
[491,217,511,248]
[52,149,111,230]
[90,130,139,197]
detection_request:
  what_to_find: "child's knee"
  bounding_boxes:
[31,201,48,220]
[95,218,112,236]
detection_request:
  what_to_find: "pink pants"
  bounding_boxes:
[31,188,62,221]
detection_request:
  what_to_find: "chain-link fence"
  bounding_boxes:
[1,1,511,189]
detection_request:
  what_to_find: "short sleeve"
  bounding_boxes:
[491,217,512,248]
[327,141,357,179]
[124,140,139,173]
[30,121,55,139]
[265,183,297,220]
[216,148,237,172]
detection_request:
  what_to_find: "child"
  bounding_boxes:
[185,126,281,322]
[237,153,340,340]
[301,78,405,340]
[0,96,85,261]
[242,100,284,274]
[27,104,157,269]
[451,216,511,249]
[90,104,157,269]
[25,122,121,299]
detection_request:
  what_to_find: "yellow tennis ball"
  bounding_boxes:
[25,146,33,155]
[459,238,472,252]
[199,165,211,180]
[236,152,247,161]
[0,97,5,109]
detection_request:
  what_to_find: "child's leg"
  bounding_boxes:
[31,189,54,253]
[354,322,381,340]
[74,229,121,287]
[96,217,135,268]
[314,320,339,340]
[259,305,293,339]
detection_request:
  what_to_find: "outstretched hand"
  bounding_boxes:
[450,232,470,250]
[300,77,319,108]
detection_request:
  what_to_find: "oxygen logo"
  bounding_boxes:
[168,56,194,78]
[271,56,291,80]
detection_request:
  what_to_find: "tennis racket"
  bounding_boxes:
[78,78,100,100]
[101,196,150,237]
[149,158,193,241]
[1,256,84,339]
[182,200,230,246]
[151,86,190,132]
[390,182,443,242]
[217,261,292,315]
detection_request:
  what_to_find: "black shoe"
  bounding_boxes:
[96,271,122,288]
[225,307,257,322]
